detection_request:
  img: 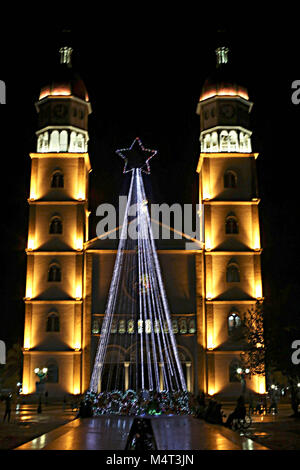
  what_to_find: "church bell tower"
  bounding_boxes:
[196,45,265,396]
[22,44,92,396]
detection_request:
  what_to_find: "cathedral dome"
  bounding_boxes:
[39,47,89,102]
[199,47,249,102]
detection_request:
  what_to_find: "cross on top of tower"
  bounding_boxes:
[215,46,229,67]
[59,46,73,67]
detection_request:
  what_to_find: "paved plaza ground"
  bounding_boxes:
[0,402,77,450]
[0,401,299,450]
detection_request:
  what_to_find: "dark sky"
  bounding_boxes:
[1,15,299,348]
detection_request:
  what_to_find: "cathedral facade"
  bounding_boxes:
[22,45,265,398]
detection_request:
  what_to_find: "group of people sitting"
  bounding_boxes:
[196,392,246,428]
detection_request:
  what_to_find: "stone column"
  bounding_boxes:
[159,363,164,391]
[97,363,102,394]
[186,362,192,392]
[124,362,130,391]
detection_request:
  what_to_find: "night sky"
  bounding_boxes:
[1,15,299,349]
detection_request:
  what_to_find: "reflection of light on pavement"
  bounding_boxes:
[242,439,254,450]
[215,434,233,450]
[30,433,46,450]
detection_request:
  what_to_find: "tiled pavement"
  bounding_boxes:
[15,415,268,450]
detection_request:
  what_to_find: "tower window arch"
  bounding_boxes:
[51,170,64,188]
[224,170,237,188]
[49,216,63,234]
[228,311,242,335]
[92,317,100,334]
[228,130,239,152]
[48,263,61,282]
[220,131,229,151]
[211,131,218,151]
[226,260,240,282]
[172,319,178,334]
[179,318,187,334]
[188,318,196,334]
[69,131,77,152]
[49,130,60,152]
[203,134,211,152]
[46,312,60,332]
[59,130,68,152]
[225,213,239,234]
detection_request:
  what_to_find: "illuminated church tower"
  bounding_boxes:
[22,45,92,395]
[196,46,265,395]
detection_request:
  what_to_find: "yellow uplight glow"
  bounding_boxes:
[22,384,29,395]
[207,334,215,350]
[75,238,83,251]
[23,337,30,350]
[255,282,262,300]
[253,232,260,251]
[77,189,85,201]
[75,284,82,300]
[255,375,266,394]
[29,189,37,201]
[205,236,212,251]
[203,189,211,200]
[208,388,215,396]
[27,239,34,251]
[26,285,32,299]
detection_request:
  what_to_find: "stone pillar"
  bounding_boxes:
[159,363,164,391]
[97,364,102,394]
[124,362,130,391]
[186,362,192,392]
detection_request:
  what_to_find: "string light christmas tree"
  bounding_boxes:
[89,138,187,397]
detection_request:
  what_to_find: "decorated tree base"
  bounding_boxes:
[83,389,193,417]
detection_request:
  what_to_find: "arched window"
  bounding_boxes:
[51,170,64,188]
[244,134,251,152]
[228,312,242,335]
[239,132,245,151]
[76,134,84,151]
[48,264,61,282]
[37,135,43,152]
[127,319,135,334]
[49,130,60,152]
[229,130,239,152]
[204,134,211,152]
[179,318,187,334]
[49,216,63,234]
[154,320,160,334]
[59,130,68,152]
[119,319,126,334]
[211,132,218,151]
[111,319,117,334]
[172,319,178,334]
[92,317,100,334]
[220,131,229,151]
[188,318,196,334]
[225,213,239,234]
[226,260,240,282]
[46,312,60,332]
[229,359,242,383]
[46,360,59,383]
[224,170,237,188]
[69,131,77,152]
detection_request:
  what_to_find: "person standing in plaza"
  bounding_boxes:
[3,394,12,423]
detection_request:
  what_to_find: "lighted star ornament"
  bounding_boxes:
[116,137,157,174]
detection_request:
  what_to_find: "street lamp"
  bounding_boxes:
[34,367,48,381]
[236,367,250,395]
